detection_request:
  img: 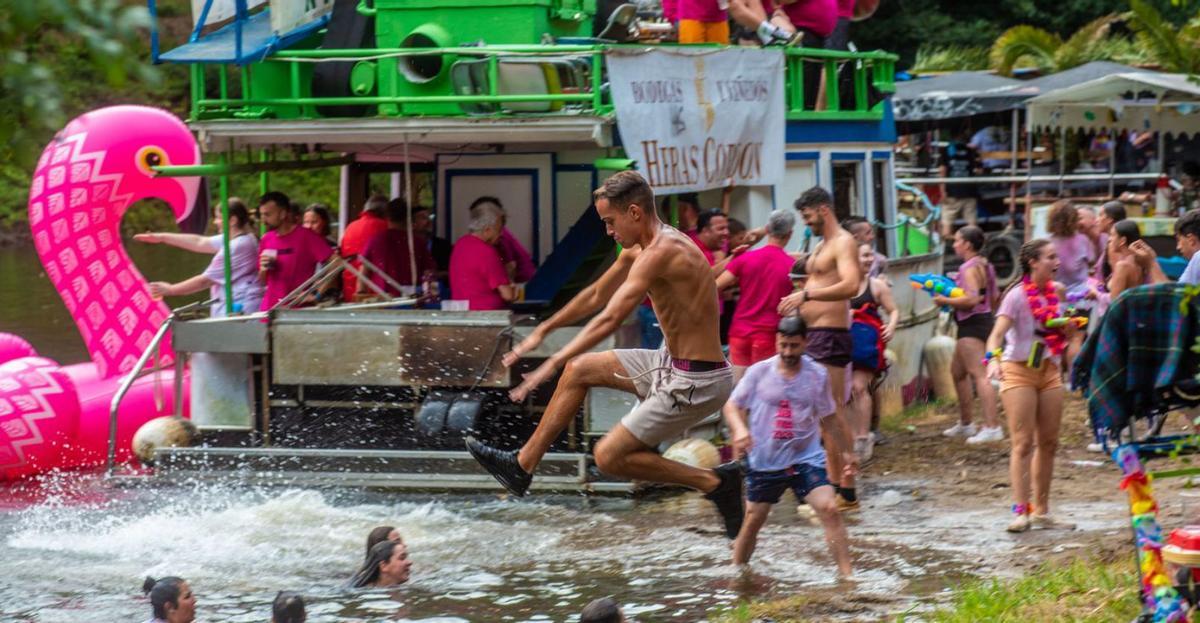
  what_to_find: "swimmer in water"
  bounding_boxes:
[349,540,412,588]
[466,171,743,539]
[364,525,403,561]
[776,187,861,511]
[142,576,196,623]
[271,591,306,623]
[580,596,627,622]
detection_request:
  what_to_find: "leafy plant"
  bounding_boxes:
[989,14,1132,76]
[1127,0,1200,73]
[911,45,992,72]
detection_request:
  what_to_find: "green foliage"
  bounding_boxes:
[1128,0,1200,72]
[0,0,160,168]
[852,0,1192,70]
[910,45,991,72]
[987,14,1142,76]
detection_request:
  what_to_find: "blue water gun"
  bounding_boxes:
[909,273,964,310]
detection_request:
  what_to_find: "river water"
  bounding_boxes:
[0,244,208,364]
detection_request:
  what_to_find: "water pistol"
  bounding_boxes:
[909,273,964,310]
[1045,314,1088,330]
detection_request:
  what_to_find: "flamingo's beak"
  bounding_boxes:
[177,176,209,235]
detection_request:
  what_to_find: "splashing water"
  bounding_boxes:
[0,475,1124,622]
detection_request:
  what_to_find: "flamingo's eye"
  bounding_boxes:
[135,146,169,176]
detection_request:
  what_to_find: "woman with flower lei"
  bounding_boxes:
[984,239,1079,533]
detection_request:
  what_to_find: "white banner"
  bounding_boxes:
[269,0,335,35]
[190,0,269,27]
[607,48,785,194]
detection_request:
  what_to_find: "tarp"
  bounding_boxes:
[893,71,1024,122]
[893,62,1157,128]
[607,47,786,194]
[1027,72,1200,136]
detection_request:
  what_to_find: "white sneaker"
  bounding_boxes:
[1086,442,1104,453]
[1030,514,1077,530]
[1006,513,1031,533]
[966,426,1005,444]
[943,422,978,438]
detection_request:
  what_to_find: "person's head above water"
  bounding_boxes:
[580,597,626,623]
[271,591,306,623]
[593,171,658,248]
[365,525,403,560]
[143,576,196,623]
[350,539,412,588]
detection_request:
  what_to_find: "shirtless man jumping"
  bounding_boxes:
[466,171,744,538]
[777,186,862,510]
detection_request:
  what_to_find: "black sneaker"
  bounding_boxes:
[704,462,745,539]
[465,437,532,497]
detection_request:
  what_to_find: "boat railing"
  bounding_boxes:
[184,44,896,123]
[105,298,213,477]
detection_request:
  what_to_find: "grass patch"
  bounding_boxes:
[880,399,948,435]
[709,595,810,623]
[898,558,1142,623]
[709,558,1142,623]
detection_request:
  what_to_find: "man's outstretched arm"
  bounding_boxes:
[502,248,640,366]
[509,251,656,401]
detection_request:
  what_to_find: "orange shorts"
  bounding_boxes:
[999,361,1063,394]
[678,19,730,44]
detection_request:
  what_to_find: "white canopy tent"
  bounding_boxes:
[1027,72,1200,136]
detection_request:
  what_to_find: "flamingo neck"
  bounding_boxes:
[28,136,174,379]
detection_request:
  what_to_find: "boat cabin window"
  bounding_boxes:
[831,161,860,225]
[871,160,890,257]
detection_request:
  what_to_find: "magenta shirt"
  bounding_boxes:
[996,285,1061,366]
[496,228,536,283]
[727,245,795,338]
[1052,233,1093,291]
[677,0,726,23]
[361,229,437,294]
[762,0,837,37]
[450,234,511,311]
[258,226,334,310]
[953,256,997,322]
[662,0,679,21]
[836,0,854,17]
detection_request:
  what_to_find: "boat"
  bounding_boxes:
[97,0,940,492]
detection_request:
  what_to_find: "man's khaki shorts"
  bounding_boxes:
[941,196,978,227]
[612,349,734,447]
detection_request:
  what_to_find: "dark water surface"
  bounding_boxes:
[0,243,208,364]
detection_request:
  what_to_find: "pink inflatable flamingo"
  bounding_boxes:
[0,106,203,480]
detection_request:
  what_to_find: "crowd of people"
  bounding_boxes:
[137,191,542,315]
[658,0,855,50]
[134,169,1200,609]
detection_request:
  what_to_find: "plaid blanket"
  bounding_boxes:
[1073,283,1200,437]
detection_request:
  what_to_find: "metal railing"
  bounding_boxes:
[186,44,896,122]
[106,299,212,477]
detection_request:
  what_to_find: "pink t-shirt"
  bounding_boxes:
[449,234,511,311]
[689,231,717,265]
[727,245,795,338]
[677,0,726,23]
[762,0,837,38]
[836,0,854,18]
[259,226,334,310]
[996,284,1061,366]
[662,0,679,21]
[1052,233,1093,291]
[497,228,536,283]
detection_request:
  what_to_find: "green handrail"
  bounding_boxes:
[187,43,897,123]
